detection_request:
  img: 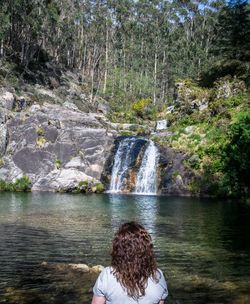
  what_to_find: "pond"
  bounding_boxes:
[0,192,249,304]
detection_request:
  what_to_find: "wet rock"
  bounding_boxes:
[68,264,90,272]
[90,265,105,273]
[158,146,192,196]
[41,262,103,274]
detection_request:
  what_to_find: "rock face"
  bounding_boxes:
[0,102,114,191]
[215,77,246,99]
[0,92,15,110]
[158,146,192,196]
[175,80,210,114]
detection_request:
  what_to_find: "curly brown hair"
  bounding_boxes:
[111,222,158,299]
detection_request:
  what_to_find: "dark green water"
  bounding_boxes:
[0,192,249,304]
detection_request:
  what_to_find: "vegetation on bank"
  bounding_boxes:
[151,80,250,199]
[0,176,31,192]
[57,181,105,194]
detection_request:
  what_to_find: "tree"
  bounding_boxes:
[214,0,250,61]
[223,110,250,197]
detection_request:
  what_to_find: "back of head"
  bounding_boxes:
[111,222,157,299]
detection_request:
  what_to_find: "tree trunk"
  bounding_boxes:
[103,26,109,94]
[153,52,158,105]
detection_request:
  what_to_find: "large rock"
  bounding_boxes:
[0,103,114,191]
[215,77,246,99]
[0,92,15,110]
[32,168,95,191]
[158,146,192,195]
[174,80,210,114]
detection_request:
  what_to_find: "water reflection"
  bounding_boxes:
[108,194,158,238]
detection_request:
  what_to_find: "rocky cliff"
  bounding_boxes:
[0,95,115,192]
[0,90,195,195]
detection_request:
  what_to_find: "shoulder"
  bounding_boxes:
[155,268,168,299]
[102,266,113,275]
[156,268,165,279]
[155,268,168,286]
[93,267,113,296]
[98,266,115,281]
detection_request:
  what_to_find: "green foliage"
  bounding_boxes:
[187,178,200,194]
[0,159,4,168]
[36,127,45,136]
[36,136,46,148]
[0,176,31,192]
[77,180,90,193]
[172,171,180,178]
[78,181,89,188]
[201,60,250,87]
[214,1,250,61]
[105,69,155,108]
[95,182,105,193]
[132,98,151,115]
[201,0,250,87]
[0,180,13,191]
[222,110,250,197]
[77,180,105,194]
[55,159,61,169]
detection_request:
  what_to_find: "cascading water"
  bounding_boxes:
[109,137,158,195]
[109,137,138,192]
[134,141,158,195]
[156,119,167,131]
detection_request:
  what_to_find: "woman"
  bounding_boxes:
[92,222,168,304]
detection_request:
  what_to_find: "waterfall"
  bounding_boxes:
[156,119,167,131]
[134,141,158,195]
[109,137,138,192]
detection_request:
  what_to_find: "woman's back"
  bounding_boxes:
[93,267,168,304]
[91,222,168,304]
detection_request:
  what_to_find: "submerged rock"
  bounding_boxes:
[41,262,104,274]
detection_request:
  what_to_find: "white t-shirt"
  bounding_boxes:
[93,266,168,304]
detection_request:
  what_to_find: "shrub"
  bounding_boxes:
[0,176,31,192]
[0,159,4,167]
[222,110,250,197]
[132,98,151,116]
[55,159,61,169]
[95,182,105,193]
[78,180,89,192]
[36,127,45,136]
[36,136,46,148]
[13,176,31,191]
